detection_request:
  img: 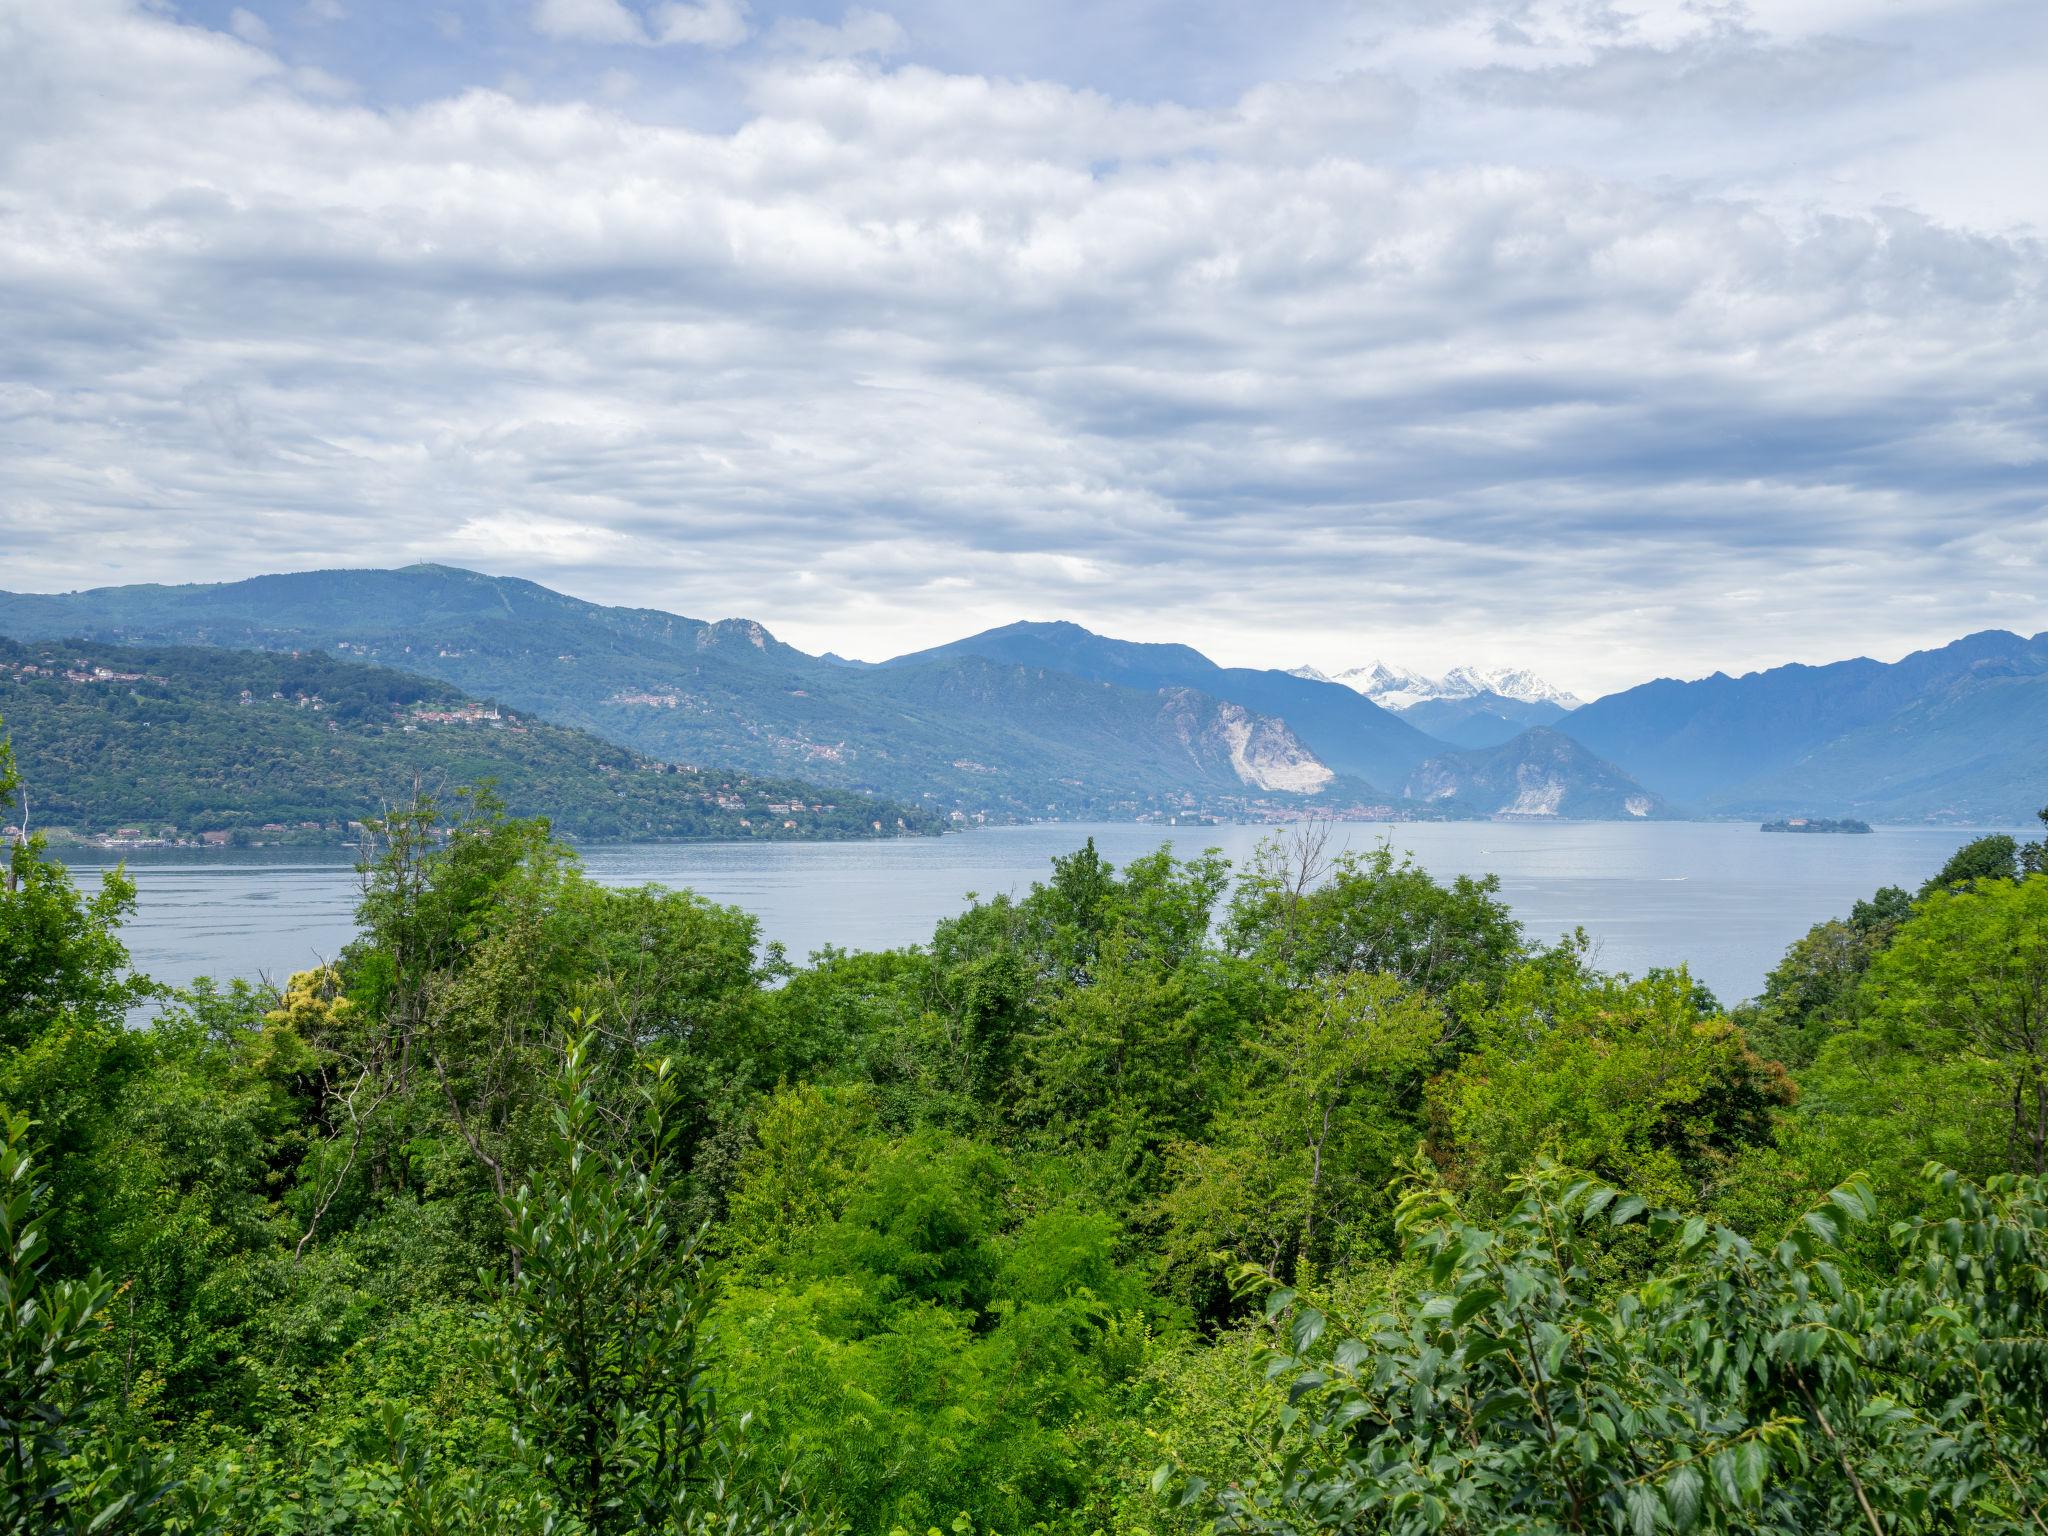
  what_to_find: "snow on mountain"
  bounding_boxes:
[1440,666,1584,710]
[1316,660,1583,711]
[1328,660,1438,708]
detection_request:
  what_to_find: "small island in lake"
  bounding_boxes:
[1761,816,1873,834]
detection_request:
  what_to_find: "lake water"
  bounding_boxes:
[57,821,2018,1008]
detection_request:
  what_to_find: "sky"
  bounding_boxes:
[2,0,2045,697]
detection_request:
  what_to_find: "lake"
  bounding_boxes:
[55,820,2020,1009]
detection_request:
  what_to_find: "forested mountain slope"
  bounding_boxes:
[882,620,1442,787]
[0,568,1359,817]
[1394,690,1569,748]
[0,637,936,842]
[1401,726,1665,818]
[1560,629,2048,815]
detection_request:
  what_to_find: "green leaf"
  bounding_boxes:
[1450,1287,1501,1329]
[1462,1335,1513,1365]
[1289,1307,1326,1353]
[1664,1463,1704,1530]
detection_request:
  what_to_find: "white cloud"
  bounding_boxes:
[532,0,646,45]
[227,7,271,48]
[653,0,749,49]
[530,0,751,50]
[770,7,906,59]
[0,0,2042,694]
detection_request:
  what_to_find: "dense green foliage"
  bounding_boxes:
[3,725,2047,1531]
[0,637,939,842]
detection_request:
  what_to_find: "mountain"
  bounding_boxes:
[1327,660,1437,707]
[1699,667,2048,823]
[1558,630,2048,815]
[0,568,1350,820]
[1319,660,1583,712]
[881,621,1443,789]
[1442,666,1585,711]
[0,636,937,842]
[1396,692,1570,749]
[1402,727,1665,819]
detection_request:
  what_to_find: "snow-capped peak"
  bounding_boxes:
[1327,660,1436,707]
[1440,666,1584,710]
[1287,664,1333,683]
[1314,660,1584,711]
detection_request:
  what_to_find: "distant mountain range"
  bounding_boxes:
[1402,727,1665,820]
[1290,661,1583,749]
[1298,660,1585,712]
[0,569,1401,821]
[1558,631,2048,822]
[0,566,2039,824]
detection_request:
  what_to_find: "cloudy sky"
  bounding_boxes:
[2,0,2044,695]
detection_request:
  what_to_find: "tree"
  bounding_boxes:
[1177,1158,2048,1536]
[1920,833,2019,897]
[1158,973,1440,1304]
[1224,835,1522,1000]
[495,1026,809,1536]
[2023,805,2048,876]
[0,1110,187,1535]
[1861,875,2048,1175]
[0,720,148,1053]
[1431,964,1793,1216]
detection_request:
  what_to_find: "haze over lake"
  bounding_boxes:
[66,820,2018,1009]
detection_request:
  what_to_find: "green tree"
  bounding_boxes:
[1431,964,1793,1216]
[1920,833,2020,896]
[0,1109,190,1534]
[1158,974,1440,1303]
[1181,1158,2048,1536]
[1859,875,2048,1174]
[2022,804,2048,876]
[0,721,149,1053]
[495,1027,752,1534]
[1224,833,1522,1000]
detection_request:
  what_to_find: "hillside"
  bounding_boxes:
[14,568,2037,824]
[1709,668,2048,822]
[0,637,938,843]
[880,620,1443,787]
[1402,727,1665,819]
[0,569,1370,818]
[1395,691,1569,748]
[1559,630,2048,813]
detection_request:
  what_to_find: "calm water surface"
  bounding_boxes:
[61,821,2019,1008]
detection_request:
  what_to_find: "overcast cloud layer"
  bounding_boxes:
[2,0,2044,695]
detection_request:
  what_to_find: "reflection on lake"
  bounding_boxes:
[59,820,2020,1008]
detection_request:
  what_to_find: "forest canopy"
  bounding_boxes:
[3,726,2047,1534]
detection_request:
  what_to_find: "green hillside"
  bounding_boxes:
[0,566,1373,817]
[1402,726,1667,819]
[0,637,940,843]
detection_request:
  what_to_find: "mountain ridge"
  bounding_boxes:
[881,620,1442,789]
[1402,727,1666,820]
[4,568,2041,823]
[0,568,1366,821]
[1557,629,2048,816]
[0,634,939,843]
